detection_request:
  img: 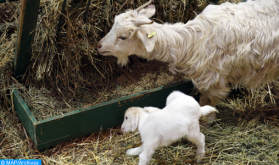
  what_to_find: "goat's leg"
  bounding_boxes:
[187,132,205,163]
[198,77,230,127]
[199,91,217,127]
[138,142,158,165]
[126,145,144,155]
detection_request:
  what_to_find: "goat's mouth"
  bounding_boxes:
[98,51,110,55]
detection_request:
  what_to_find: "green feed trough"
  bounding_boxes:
[13,80,195,150]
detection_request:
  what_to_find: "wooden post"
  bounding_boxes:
[83,0,92,23]
[14,0,40,78]
[56,0,67,39]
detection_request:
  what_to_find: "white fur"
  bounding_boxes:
[121,91,218,165]
[143,106,161,113]
[98,0,279,109]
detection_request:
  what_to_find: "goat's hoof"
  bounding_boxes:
[126,148,140,155]
[196,156,203,164]
[196,153,204,164]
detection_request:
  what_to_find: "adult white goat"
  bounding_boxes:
[98,0,279,124]
[121,91,217,165]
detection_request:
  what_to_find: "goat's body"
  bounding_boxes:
[140,110,200,147]
[135,0,279,104]
[140,95,201,148]
[122,91,217,164]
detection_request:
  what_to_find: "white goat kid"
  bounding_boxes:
[121,91,217,165]
[98,0,279,126]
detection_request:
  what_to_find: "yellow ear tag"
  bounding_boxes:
[148,32,156,38]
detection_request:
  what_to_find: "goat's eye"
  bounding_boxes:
[126,116,128,120]
[119,36,127,40]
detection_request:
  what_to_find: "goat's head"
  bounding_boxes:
[121,107,142,132]
[97,0,156,66]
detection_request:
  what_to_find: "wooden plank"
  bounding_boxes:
[36,120,122,150]
[13,90,38,146]
[14,0,40,77]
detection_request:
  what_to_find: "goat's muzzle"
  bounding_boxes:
[97,40,110,55]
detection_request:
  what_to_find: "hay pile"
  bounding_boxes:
[0,0,279,164]
[217,82,279,124]
[0,1,19,110]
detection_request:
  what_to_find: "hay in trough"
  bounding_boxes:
[19,63,185,121]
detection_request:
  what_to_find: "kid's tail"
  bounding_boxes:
[200,105,218,117]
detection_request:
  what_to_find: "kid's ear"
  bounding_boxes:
[137,29,155,52]
[132,115,139,132]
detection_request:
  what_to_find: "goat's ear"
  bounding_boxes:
[137,29,155,52]
[132,115,139,132]
[138,5,155,18]
[134,17,153,26]
[133,5,155,25]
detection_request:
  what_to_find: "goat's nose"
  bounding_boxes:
[97,42,102,49]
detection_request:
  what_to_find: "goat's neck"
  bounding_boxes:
[138,111,149,131]
[137,22,196,73]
